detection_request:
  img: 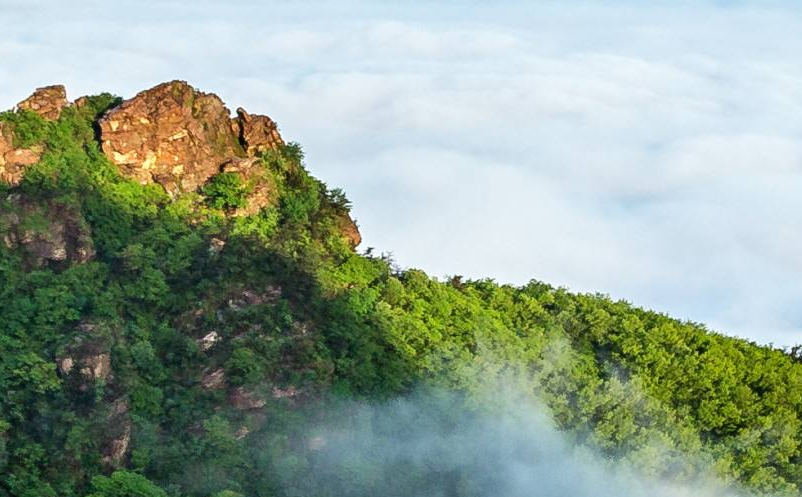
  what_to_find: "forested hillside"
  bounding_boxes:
[1,83,801,497]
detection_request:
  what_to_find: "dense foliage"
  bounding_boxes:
[1,96,801,497]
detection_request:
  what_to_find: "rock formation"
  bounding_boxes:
[0,124,42,186]
[16,85,68,120]
[1,81,361,247]
[98,81,246,194]
[234,107,283,155]
[97,80,284,196]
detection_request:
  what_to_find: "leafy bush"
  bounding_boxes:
[202,173,251,211]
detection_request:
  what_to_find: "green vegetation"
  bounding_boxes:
[1,95,802,497]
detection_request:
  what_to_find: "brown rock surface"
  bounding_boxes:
[234,107,284,155]
[98,80,284,196]
[16,85,68,120]
[98,81,244,195]
[0,123,43,186]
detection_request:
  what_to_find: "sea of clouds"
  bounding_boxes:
[2,0,801,345]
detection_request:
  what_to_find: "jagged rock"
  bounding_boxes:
[1,194,95,267]
[201,368,226,390]
[0,123,43,186]
[229,387,266,410]
[234,426,251,440]
[98,80,283,196]
[16,85,68,120]
[58,347,111,383]
[98,81,243,195]
[234,107,283,156]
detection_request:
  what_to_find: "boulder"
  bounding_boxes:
[56,322,112,390]
[98,81,244,195]
[16,85,68,120]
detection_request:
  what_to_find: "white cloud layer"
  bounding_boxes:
[2,0,801,345]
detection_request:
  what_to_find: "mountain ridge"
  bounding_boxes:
[0,82,800,497]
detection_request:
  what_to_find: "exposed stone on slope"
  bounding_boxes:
[0,123,43,186]
[98,81,245,195]
[201,368,226,390]
[57,340,112,384]
[1,81,363,252]
[235,107,283,155]
[98,80,285,196]
[16,85,68,120]
[1,194,95,267]
[230,387,266,410]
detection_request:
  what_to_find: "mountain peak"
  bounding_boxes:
[98,80,283,195]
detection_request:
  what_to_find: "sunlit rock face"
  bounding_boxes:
[97,80,285,196]
[1,81,362,247]
[0,123,42,186]
[98,80,248,195]
[16,85,68,120]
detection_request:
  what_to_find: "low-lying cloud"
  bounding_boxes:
[275,388,746,497]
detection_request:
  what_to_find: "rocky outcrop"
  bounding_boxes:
[98,80,284,196]
[57,340,111,385]
[0,85,66,185]
[16,85,68,120]
[2,81,362,250]
[234,107,283,155]
[0,123,43,186]
[98,81,245,195]
[1,194,95,267]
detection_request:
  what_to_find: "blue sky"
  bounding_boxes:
[2,0,801,346]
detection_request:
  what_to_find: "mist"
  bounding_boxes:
[268,388,750,497]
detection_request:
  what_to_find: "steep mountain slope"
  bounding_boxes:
[0,83,800,497]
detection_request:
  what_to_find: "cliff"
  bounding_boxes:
[0,81,361,254]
